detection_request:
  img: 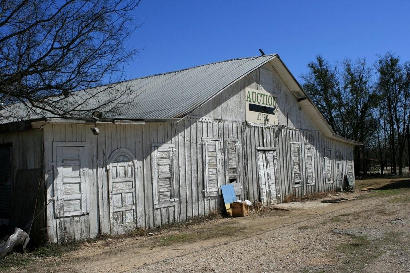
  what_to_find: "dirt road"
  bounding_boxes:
[2,178,410,273]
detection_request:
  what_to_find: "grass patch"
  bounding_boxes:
[322,213,353,225]
[373,188,408,196]
[335,235,380,272]
[33,242,81,257]
[338,235,369,250]
[0,241,82,271]
[283,192,330,203]
[297,225,312,230]
[330,230,407,273]
[157,224,244,247]
[389,194,410,204]
[356,178,410,190]
[330,216,343,223]
[158,233,195,246]
[0,253,33,271]
[359,187,410,201]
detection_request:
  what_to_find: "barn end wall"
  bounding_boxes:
[190,63,317,130]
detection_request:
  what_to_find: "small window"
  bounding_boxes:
[290,142,302,186]
[152,144,177,208]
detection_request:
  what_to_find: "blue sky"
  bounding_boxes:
[121,0,410,83]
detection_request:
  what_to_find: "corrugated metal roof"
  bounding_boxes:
[0,54,276,123]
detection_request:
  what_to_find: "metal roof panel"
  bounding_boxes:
[0,55,275,123]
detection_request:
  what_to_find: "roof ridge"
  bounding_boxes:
[104,54,277,87]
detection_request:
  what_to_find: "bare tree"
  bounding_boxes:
[376,53,409,175]
[341,59,378,175]
[341,59,377,142]
[302,56,343,133]
[0,0,140,120]
[302,56,377,175]
[404,63,410,172]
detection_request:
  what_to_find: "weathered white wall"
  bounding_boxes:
[43,119,354,243]
[43,123,97,243]
[190,63,317,131]
[259,64,317,130]
[0,129,43,170]
[0,129,43,222]
[43,121,243,242]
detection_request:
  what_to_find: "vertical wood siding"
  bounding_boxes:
[42,118,355,243]
[0,130,43,229]
[0,129,43,170]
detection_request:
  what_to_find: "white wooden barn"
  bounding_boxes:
[0,54,357,243]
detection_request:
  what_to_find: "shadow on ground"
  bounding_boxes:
[376,179,410,190]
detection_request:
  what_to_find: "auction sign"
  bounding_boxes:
[245,88,278,125]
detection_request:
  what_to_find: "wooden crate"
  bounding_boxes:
[231,202,249,217]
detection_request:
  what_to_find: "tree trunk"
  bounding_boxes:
[377,129,384,175]
[364,148,368,175]
[407,125,410,171]
[398,132,403,176]
[390,127,396,175]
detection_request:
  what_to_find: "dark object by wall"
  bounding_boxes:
[11,169,46,247]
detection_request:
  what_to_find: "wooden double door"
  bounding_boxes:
[53,144,138,237]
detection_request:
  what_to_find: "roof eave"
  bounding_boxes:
[329,133,362,146]
[270,55,359,145]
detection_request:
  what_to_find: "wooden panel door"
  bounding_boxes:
[54,144,88,218]
[108,154,136,234]
[257,149,277,204]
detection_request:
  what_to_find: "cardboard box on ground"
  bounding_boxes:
[221,184,251,217]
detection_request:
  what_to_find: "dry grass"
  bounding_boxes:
[157,223,244,247]
[283,191,330,203]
